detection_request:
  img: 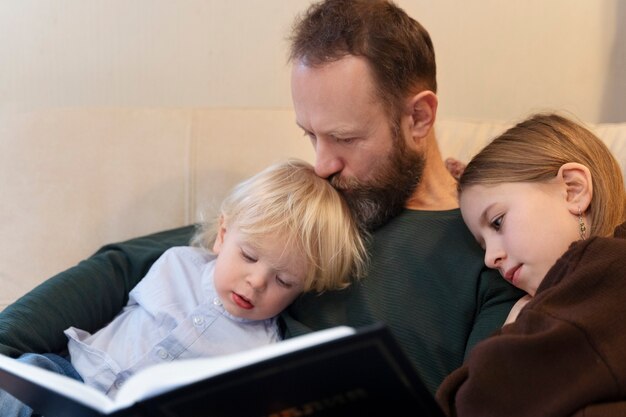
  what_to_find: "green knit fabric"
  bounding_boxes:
[281,209,524,394]
[0,225,196,357]
[0,210,523,395]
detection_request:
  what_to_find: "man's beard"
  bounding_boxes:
[330,130,425,231]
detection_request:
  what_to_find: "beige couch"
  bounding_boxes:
[1,108,625,310]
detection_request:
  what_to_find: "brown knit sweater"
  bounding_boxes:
[436,223,626,417]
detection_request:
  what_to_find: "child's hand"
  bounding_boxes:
[504,295,532,325]
[445,157,466,180]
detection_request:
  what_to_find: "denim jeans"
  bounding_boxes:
[0,353,83,417]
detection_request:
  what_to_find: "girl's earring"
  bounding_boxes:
[578,208,587,240]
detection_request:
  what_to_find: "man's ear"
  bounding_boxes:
[558,162,593,214]
[406,90,438,139]
[212,216,227,254]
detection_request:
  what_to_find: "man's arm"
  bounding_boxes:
[465,267,525,357]
[0,225,196,357]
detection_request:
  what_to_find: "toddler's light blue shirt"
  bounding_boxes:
[65,246,280,398]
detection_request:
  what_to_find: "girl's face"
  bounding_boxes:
[460,181,582,296]
[212,222,307,321]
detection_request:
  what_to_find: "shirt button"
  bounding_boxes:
[114,378,125,389]
[157,348,169,359]
[193,315,205,326]
[213,297,222,306]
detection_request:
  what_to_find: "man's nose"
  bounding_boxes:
[313,140,344,179]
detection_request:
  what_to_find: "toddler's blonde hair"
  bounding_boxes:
[193,159,368,292]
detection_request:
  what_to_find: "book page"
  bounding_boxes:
[114,326,356,408]
[0,353,115,413]
[0,326,355,414]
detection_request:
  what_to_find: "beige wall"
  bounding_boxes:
[1,0,624,122]
[1,1,625,308]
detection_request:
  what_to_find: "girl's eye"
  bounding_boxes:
[275,276,293,289]
[490,215,504,231]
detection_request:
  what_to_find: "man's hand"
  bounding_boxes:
[445,157,466,180]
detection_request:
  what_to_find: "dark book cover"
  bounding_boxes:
[0,323,445,417]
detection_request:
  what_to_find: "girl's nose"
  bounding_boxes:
[484,245,505,270]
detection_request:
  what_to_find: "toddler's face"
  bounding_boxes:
[212,224,306,320]
[460,181,581,296]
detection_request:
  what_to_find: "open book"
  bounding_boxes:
[0,323,445,417]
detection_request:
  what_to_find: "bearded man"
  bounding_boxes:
[0,0,522,395]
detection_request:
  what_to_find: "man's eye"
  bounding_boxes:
[303,131,316,143]
[336,137,355,144]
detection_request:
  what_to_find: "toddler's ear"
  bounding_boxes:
[558,162,592,214]
[212,216,227,254]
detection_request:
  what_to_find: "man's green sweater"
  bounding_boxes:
[0,209,523,394]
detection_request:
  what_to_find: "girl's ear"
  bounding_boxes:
[212,216,227,254]
[406,90,438,140]
[558,162,593,215]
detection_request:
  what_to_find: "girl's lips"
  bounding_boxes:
[504,265,522,286]
[231,292,254,310]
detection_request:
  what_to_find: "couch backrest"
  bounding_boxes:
[1,109,625,310]
[436,119,626,180]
